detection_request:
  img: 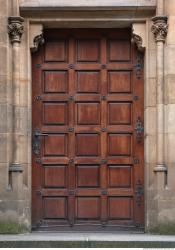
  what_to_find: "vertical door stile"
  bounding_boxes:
[100,36,108,225]
[32,46,44,227]
[68,36,76,226]
[133,46,145,226]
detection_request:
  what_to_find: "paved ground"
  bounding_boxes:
[0,232,175,247]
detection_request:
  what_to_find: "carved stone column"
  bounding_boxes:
[8,16,24,173]
[151,16,168,173]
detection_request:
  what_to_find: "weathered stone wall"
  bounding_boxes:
[0,0,175,233]
[157,0,175,227]
[0,0,31,231]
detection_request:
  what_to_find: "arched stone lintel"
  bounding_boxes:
[132,23,146,52]
[30,24,44,53]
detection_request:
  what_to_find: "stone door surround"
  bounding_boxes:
[6,0,169,230]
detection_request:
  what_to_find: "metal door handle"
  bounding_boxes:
[32,130,48,155]
[34,130,49,137]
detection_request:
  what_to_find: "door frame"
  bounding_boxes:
[17,5,156,230]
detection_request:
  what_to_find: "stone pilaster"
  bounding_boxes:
[150,13,168,231]
[151,15,168,173]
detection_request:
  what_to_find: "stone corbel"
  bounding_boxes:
[131,23,146,52]
[30,24,44,52]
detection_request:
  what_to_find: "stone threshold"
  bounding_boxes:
[1,232,175,241]
[0,232,175,248]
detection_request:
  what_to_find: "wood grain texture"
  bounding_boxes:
[32,28,144,229]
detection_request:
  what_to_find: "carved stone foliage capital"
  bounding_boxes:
[8,16,24,43]
[151,15,168,43]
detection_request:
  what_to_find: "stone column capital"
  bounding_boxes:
[151,15,168,43]
[8,16,24,43]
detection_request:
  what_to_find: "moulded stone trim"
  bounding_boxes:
[19,0,156,9]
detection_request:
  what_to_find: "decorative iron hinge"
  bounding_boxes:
[135,117,144,142]
[135,180,144,207]
[135,53,143,79]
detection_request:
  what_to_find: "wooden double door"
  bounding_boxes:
[32,29,144,230]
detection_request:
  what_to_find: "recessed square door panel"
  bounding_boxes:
[108,165,132,188]
[44,134,67,156]
[108,198,132,220]
[108,102,132,125]
[45,41,67,62]
[43,102,68,125]
[76,197,100,219]
[77,102,100,125]
[108,71,131,93]
[44,71,68,93]
[108,134,132,156]
[76,165,100,187]
[44,197,67,219]
[77,71,100,93]
[76,134,100,156]
[108,40,131,62]
[44,166,67,188]
[77,40,100,62]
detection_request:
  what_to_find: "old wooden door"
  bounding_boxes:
[32,29,144,230]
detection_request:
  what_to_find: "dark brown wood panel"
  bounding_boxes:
[32,28,144,230]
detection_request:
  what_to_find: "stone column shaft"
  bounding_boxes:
[8,16,24,172]
[157,0,164,16]
[156,41,164,167]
